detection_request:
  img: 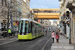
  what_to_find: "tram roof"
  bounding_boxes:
[33,20,44,26]
[20,18,45,27]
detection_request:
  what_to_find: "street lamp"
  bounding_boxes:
[7,0,10,37]
[7,0,14,36]
[66,11,71,44]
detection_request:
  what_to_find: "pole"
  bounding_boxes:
[10,11,14,31]
[7,0,10,37]
[7,6,9,37]
[69,18,71,44]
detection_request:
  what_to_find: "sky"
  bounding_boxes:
[30,0,60,9]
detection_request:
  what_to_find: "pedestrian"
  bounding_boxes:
[45,30,47,35]
[56,28,60,35]
[52,31,55,43]
[55,32,60,43]
[8,28,11,37]
[60,30,62,35]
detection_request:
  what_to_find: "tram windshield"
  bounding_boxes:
[19,20,29,35]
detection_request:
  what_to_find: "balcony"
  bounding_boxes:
[34,10,60,13]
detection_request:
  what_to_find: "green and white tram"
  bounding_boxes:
[18,18,44,40]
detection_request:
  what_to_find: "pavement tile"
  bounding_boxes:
[51,35,75,50]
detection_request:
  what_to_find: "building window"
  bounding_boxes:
[2,0,3,5]
[5,0,7,6]
[23,0,26,2]
[0,0,1,5]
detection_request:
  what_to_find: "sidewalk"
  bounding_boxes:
[51,35,75,50]
[0,34,18,45]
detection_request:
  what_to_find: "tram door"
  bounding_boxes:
[32,22,36,36]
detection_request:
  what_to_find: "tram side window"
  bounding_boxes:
[39,26,42,33]
[34,24,36,33]
[38,26,39,33]
[40,26,41,33]
[29,22,31,33]
[18,22,20,32]
[42,27,43,32]
[38,26,40,33]
[32,22,38,35]
[32,22,34,34]
[36,25,38,33]
[25,23,27,33]
[39,26,40,33]
[41,26,42,33]
[24,21,29,34]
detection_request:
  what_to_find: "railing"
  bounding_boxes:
[34,11,60,13]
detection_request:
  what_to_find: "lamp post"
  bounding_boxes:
[66,11,71,44]
[7,0,14,36]
[7,0,10,36]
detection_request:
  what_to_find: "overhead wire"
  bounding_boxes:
[31,0,51,20]
[35,0,47,23]
[35,0,42,8]
[33,0,42,19]
[45,0,50,9]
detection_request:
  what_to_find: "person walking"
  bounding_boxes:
[45,30,47,35]
[60,30,62,35]
[52,31,55,43]
[8,28,11,37]
[55,32,60,43]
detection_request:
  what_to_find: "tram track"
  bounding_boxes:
[0,32,52,50]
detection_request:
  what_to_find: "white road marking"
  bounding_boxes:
[22,42,28,44]
[42,38,51,50]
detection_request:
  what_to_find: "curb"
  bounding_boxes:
[0,35,17,40]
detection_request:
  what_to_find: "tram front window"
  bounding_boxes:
[19,21,23,35]
[25,21,29,34]
[19,20,29,35]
